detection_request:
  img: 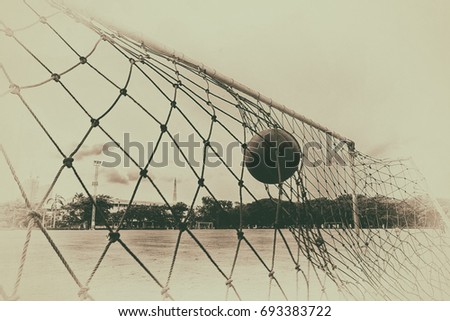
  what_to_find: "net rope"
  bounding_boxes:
[1,0,449,301]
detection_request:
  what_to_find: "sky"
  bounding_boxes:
[1,0,450,204]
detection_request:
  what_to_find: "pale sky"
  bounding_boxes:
[1,0,450,205]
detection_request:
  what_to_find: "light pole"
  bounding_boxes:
[172,178,177,204]
[91,160,101,230]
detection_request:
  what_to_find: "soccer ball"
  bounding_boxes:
[243,128,301,184]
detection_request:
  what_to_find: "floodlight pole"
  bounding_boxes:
[91,160,101,230]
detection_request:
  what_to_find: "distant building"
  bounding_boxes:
[110,198,165,213]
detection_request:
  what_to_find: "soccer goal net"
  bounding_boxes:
[1,0,449,301]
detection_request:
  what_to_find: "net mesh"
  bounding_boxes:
[1,0,450,301]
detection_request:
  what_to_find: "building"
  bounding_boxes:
[110,198,165,213]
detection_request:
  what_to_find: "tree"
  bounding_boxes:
[118,204,173,229]
[196,196,237,228]
[47,194,65,229]
[243,199,277,228]
[63,193,113,229]
[170,202,189,227]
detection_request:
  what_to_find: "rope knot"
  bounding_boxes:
[51,73,60,82]
[237,231,244,240]
[268,270,275,279]
[315,237,324,247]
[211,115,217,122]
[120,88,127,96]
[178,222,187,232]
[347,141,355,152]
[4,28,13,37]
[198,178,205,187]
[225,279,233,287]
[170,101,177,108]
[9,84,20,95]
[39,16,47,24]
[63,157,74,168]
[27,211,42,222]
[238,180,244,187]
[79,56,87,64]
[78,287,90,300]
[90,118,100,127]
[160,287,170,297]
[139,168,148,177]
[160,124,167,133]
[108,232,121,243]
[295,264,301,271]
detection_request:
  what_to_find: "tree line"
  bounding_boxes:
[42,193,440,230]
